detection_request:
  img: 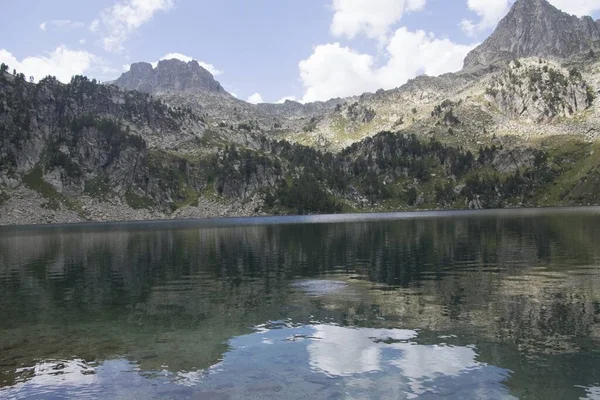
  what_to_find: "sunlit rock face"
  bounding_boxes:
[114,59,227,95]
[464,0,600,69]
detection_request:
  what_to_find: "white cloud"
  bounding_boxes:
[460,0,600,37]
[79,39,86,45]
[100,66,120,76]
[247,93,264,104]
[89,19,100,32]
[277,96,297,103]
[547,0,600,16]
[39,20,85,32]
[299,28,477,103]
[0,46,99,83]
[150,53,222,76]
[331,0,426,40]
[94,0,175,52]
[300,43,377,102]
[378,27,477,82]
[460,0,511,36]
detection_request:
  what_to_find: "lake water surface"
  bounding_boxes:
[1,209,600,399]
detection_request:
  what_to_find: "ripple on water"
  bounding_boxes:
[290,279,349,297]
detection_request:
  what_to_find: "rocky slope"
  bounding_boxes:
[464,0,600,69]
[113,59,343,136]
[485,59,595,122]
[5,0,600,225]
[104,0,600,152]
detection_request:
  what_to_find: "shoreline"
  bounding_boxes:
[2,204,599,232]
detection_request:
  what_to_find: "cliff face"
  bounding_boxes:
[0,74,211,211]
[484,59,594,123]
[464,0,600,69]
[0,73,288,224]
[114,59,228,95]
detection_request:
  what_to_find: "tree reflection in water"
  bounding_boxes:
[0,210,599,398]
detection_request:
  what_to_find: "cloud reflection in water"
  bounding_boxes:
[306,325,487,397]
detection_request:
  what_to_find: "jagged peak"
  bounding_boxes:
[129,62,154,74]
[155,58,207,72]
[463,0,600,69]
[114,58,227,95]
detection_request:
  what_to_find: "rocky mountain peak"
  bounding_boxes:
[113,58,228,95]
[464,0,600,68]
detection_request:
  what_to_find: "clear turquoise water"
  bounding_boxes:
[1,209,599,399]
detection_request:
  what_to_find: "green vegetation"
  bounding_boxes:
[4,60,600,218]
[84,177,112,199]
[174,188,199,209]
[237,121,259,131]
[125,190,155,209]
[0,189,9,207]
[303,116,320,132]
[531,137,600,206]
[252,131,588,213]
[347,102,376,123]
[46,144,83,178]
[22,166,78,211]
[587,85,597,106]
[69,116,146,151]
[264,173,342,215]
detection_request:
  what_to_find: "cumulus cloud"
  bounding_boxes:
[547,0,600,16]
[150,53,222,76]
[378,28,477,82]
[331,0,426,40]
[460,0,511,36]
[460,0,600,37]
[39,20,85,32]
[0,46,99,83]
[299,28,477,103]
[247,93,264,104]
[93,0,174,52]
[299,43,377,102]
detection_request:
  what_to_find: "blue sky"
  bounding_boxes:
[2,0,600,104]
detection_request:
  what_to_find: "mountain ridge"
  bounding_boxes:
[110,0,600,108]
[464,0,600,69]
[4,0,600,225]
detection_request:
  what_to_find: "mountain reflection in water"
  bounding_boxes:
[0,209,600,399]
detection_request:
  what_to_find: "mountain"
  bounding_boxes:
[111,59,345,139]
[114,59,228,95]
[464,0,600,68]
[4,0,600,225]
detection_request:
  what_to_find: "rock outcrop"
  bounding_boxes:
[464,0,600,69]
[485,59,594,122]
[114,59,228,95]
